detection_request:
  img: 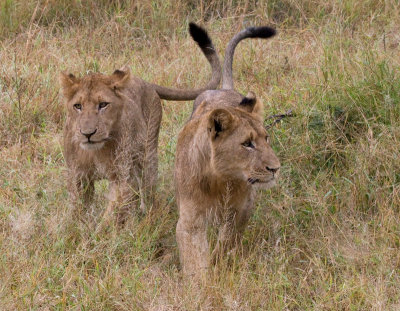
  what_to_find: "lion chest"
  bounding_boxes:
[93,155,116,180]
[70,145,118,181]
[193,179,253,215]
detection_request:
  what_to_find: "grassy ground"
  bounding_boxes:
[1,0,400,310]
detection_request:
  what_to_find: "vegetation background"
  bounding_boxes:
[0,0,399,309]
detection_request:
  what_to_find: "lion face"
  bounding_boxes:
[207,104,280,189]
[60,69,130,151]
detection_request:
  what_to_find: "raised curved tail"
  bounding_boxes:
[151,23,222,101]
[222,26,276,90]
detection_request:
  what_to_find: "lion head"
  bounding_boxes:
[200,94,281,189]
[60,68,131,151]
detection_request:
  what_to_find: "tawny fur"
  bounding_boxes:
[174,26,280,278]
[61,23,221,223]
[62,71,163,222]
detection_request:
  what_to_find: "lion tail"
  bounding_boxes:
[222,26,276,90]
[151,23,222,101]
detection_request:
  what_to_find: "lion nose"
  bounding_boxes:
[266,166,280,174]
[81,129,97,139]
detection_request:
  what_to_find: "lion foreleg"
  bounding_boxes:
[104,181,140,225]
[176,205,209,279]
[212,210,238,262]
[67,171,94,207]
[233,191,255,235]
[212,194,255,261]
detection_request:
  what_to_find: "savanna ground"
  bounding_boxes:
[0,0,400,310]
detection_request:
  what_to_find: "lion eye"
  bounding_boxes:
[99,102,109,109]
[73,103,82,110]
[242,140,255,148]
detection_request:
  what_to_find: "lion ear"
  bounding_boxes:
[239,92,263,121]
[111,66,131,89]
[59,72,80,100]
[207,108,234,140]
[251,99,264,121]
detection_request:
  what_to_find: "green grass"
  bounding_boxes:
[1,0,400,310]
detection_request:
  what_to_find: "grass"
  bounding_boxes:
[1,0,400,309]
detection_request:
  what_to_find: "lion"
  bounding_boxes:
[60,23,221,223]
[174,26,280,277]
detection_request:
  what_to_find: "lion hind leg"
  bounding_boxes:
[139,98,161,209]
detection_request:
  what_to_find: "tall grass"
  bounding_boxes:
[0,0,400,310]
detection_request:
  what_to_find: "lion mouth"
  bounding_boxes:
[83,140,104,145]
[80,140,106,150]
[248,177,259,184]
[247,177,275,185]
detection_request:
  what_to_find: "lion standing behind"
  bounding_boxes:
[60,23,221,223]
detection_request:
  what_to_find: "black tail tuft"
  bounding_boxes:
[248,26,276,39]
[189,22,212,48]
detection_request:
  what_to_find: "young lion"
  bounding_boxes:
[60,23,221,223]
[175,26,280,277]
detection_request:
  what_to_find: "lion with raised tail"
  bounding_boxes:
[174,26,280,277]
[60,23,221,223]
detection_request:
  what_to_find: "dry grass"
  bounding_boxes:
[1,0,400,310]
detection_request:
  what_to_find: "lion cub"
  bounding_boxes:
[60,23,221,223]
[175,26,280,276]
